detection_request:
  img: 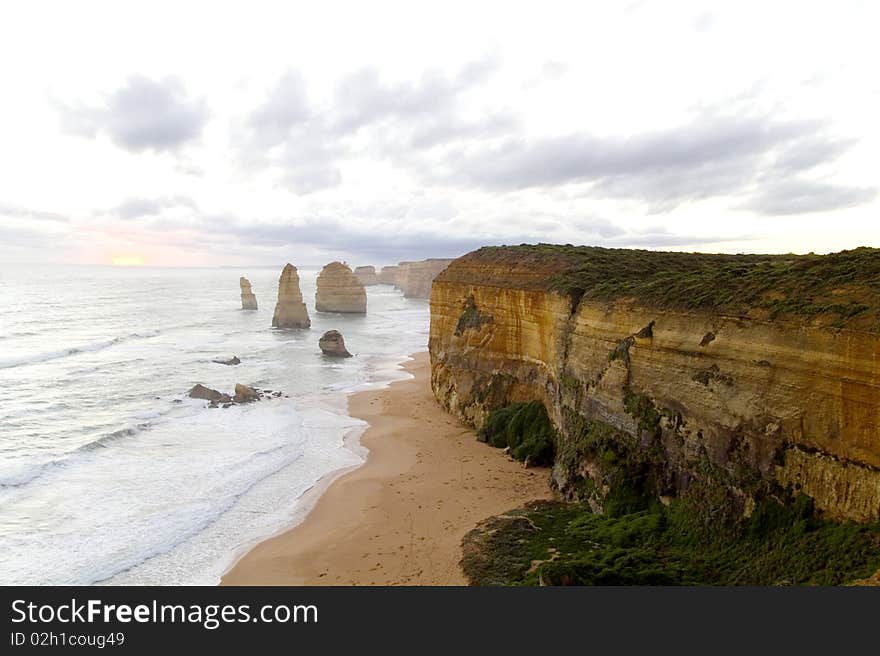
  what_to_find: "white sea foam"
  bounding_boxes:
[0,265,428,584]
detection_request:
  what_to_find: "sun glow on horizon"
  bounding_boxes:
[111,255,145,266]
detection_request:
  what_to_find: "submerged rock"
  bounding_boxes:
[188,384,223,401]
[240,277,258,310]
[212,355,241,366]
[354,265,379,286]
[272,263,311,329]
[319,330,352,357]
[316,262,367,313]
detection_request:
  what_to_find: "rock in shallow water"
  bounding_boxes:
[212,355,241,366]
[233,383,259,403]
[240,277,258,310]
[188,383,223,401]
[272,263,310,329]
[316,262,366,313]
[319,330,352,357]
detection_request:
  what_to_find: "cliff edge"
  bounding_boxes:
[430,245,880,523]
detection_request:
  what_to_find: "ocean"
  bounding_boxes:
[0,264,429,585]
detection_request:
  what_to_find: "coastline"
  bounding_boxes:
[221,351,552,585]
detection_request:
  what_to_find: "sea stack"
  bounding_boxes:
[271,263,311,328]
[354,265,379,286]
[395,258,454,298]
[315,262,367,313]
[318,330,352,357]
[378,265,399,285]
[240,277,258,310]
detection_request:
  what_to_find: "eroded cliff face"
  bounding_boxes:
[429,247,880,522]
[354,265,379,286]
[240,276,258,310]
[272,263,310,329]
[396,259,454,299]
[379,265,399,285]
[316,262,367,313]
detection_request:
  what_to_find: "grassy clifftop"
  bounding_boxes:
[454,244,880,328]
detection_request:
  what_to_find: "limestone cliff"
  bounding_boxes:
[354,265,379,286]
[272,263,310,329]
[429,245,880,523]
[379,265,400,285]
[240,276,258,310]
[316,262,367,313]
[396,258,454,299]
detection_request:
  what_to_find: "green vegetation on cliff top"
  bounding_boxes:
[466,244,880,326]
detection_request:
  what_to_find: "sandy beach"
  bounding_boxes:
[222,351,552,585]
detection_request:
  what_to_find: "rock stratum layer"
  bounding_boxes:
[240,276,258,310]
[430,245,880,523]
[379,265,399,285]
[354,266,379,286]
[316,262,367,313]
[395,258,454,299]
[272,263,310,329]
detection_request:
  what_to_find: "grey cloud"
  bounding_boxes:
[194,207,748,263]
[693,12,716,32]
[770,137,856,174]
[246,71,310,148]
[58,76,208,152]
[237,58,512,195]
[741,179,877,216]
[408,112,519,149]
[439,111,873,215]
[331,61,497,135]
[445,114,818,190]
[109,196,197,219]
[0,202,68,223]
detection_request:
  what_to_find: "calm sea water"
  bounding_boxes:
[0,264,428,584]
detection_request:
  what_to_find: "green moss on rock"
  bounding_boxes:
[478,401,556,465]
[461,495,880,586]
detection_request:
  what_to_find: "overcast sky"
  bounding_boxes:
[1,1,878,266]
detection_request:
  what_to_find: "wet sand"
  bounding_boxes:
[222,351,552,585]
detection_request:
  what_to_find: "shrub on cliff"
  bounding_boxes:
[478,401,556,466]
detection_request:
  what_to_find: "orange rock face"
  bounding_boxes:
[429,248,880,522]
[271,263,310,328]
[316,262,367,313]
[240,276,258,310]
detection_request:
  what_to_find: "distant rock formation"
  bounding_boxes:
[240,277,258,310]
[395,258,454,299]
[354,265,379,286]
[319,330,352,357]
[212,356,241,366]
[379,265,400,285]
[272,263,311,328]
[315,262,367,313]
